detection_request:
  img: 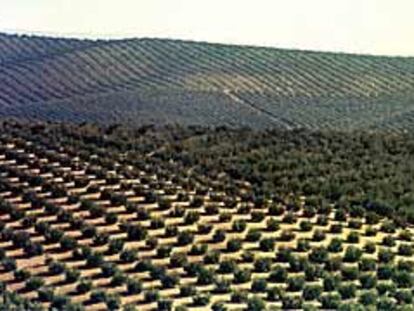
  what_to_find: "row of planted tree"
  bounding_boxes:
[0,121,412,310]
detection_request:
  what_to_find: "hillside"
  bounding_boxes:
[1,33,414,130]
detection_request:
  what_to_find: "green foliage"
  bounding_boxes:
[299,220,312,232]
[86,251,104,268]
[392,270,413,288]
[394,289,413,304]
[158,299,173,311]
[60,236,77,251]
[76,278,92,294]
[343,246,363,262]
[319,293,341,309]
[347,231,360,243]
[120,249,138,263]
[251,278,267,292]
[359,290,378,306]
[282,296,303,309]
[359,273,377,289]
[193,293,210,306]
[259,238,275,252]
[287,276,305,292]
[144,290,159,303]
[180,285,196,297]
[212,302,227,311]
[296,238,311,252]
[398,243,413,256]
[51,295,70,309]
[126,278,142,294]
[108,238,125,254]
[65,268,80,283]
[125,223,147,241]
[177,230,194,246]
[232,219,247,232]
[25,277,44,291]
[213,229,226,242]
[233,269,251,284]
[247,296,266,311]
[338,283,357,299]
[328,238,343,253]
[303,284,322,301]
[226,239,242,252]
[323,274,340,291]
[378,248,395,263]
[106,293,121,311]
[377,297,396,310]
[111,271,127,286]
[246,229,262,242]
[308,246,329,263]
[269,266,288,283]
[14,269,31,282]
[38,287,55,302]
[254,258,272,273]
[341,266,360,281]
[377,264,394,280]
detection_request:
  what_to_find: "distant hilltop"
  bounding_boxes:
[1,33,414,131]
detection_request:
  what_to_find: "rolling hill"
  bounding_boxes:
[1,33,414,130]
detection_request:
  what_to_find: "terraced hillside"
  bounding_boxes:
[0,121,414,311]
[1,33,414,130]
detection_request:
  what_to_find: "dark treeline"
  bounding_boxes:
[157,128,414,225]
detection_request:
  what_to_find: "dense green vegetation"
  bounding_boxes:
[1,33,414,130]
[17,121,412,224]
[157,128,414,224]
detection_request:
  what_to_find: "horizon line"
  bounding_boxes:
[1,28,413,59]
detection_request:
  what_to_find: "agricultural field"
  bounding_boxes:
[1,33,414,130]
[0,121,413,310]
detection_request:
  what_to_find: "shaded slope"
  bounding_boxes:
[0,34,414,130]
